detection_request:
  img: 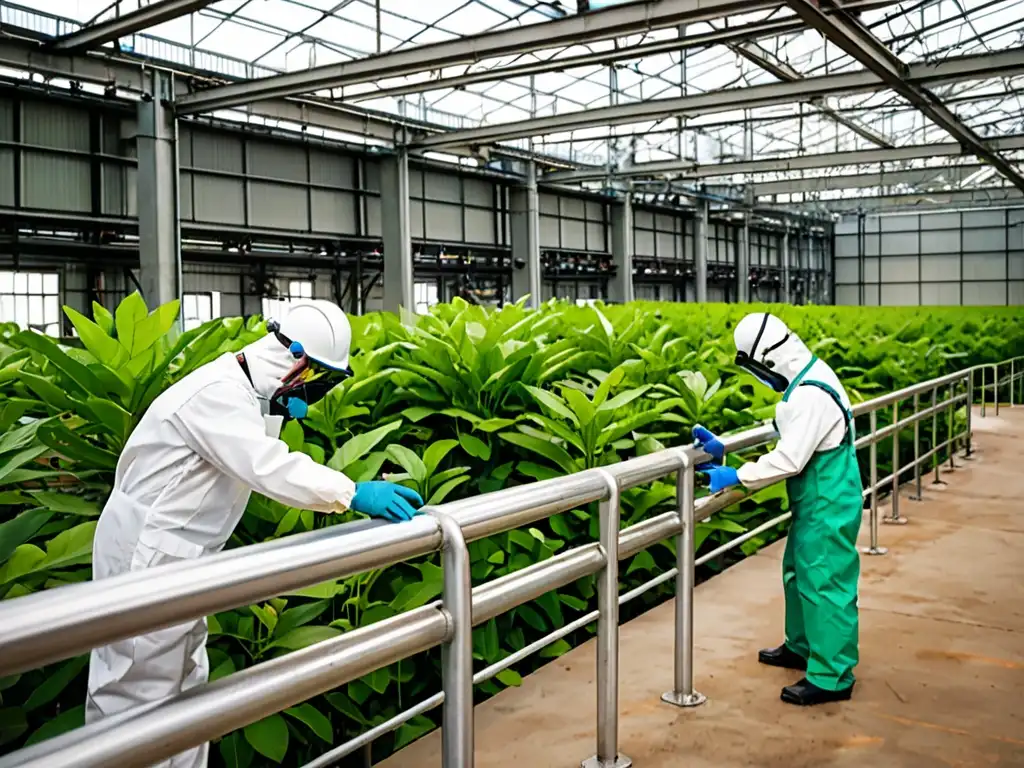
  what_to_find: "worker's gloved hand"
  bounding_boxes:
[350,482,425,523]
[696,464,740,494]
[692,424,725,464]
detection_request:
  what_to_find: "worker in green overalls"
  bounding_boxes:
[692,312,862,706]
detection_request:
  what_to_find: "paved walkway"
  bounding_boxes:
[382,408,1024,768]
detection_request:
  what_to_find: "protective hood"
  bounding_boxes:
[733,312,813,393]
[237,334,298,411]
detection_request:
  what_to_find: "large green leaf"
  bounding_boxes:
[0,509,53,566]
[218,731,254,768]
[498,432,577,475]
[244,714,289,763]
[328,420,403,474]
[64,306,128,368]
[386,444,427,484]
[24,655,88,712]
[114,292,150,357]
[523,385,579,425]
[394,715,436,750]
[37,423,118,470]
[0,707,28,747]
[266,625,341,651]
[28,491,101,517]
[284,703,333,743]
[92,301,115,335]
[422,439,458,476]
[19,372,77,412]
[23,704,84,747]
[0,445,49,485]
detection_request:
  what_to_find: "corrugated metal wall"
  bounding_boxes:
[538,191,608,253]
[834,208,1024,306]
[1,90,835,317]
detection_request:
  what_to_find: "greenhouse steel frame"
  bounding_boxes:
[0,357,1021,768]
[3,0,1023,212]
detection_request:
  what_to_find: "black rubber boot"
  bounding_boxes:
[758,644,807,671]
[781,678,854,706]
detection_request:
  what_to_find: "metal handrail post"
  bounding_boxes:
[981,366,987,418]
[995,363,1000,416]
[662,460,706,710]
[909,392,922,501]
[965,370,974,458]
[431,512,474,768]
[1011,358,1015,407]
[884,401,908,524]
[931,386,946,486]
[862,410,887,556]
[948,380,957,471]
[583,471,631,768]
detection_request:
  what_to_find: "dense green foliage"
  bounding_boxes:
[1,296,1021,766]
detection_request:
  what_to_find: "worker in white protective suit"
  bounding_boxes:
[692,312,862,707]
[86,299,423,767]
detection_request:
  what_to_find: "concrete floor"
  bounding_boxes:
[381,408,1024,768]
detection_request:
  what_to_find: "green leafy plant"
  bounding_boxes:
[1,296,1021,765]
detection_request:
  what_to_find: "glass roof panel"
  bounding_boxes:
[7,0,1023,200]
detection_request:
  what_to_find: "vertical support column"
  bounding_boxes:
[583,471,631,768]
[662,461,705,709]
[781,228,791,304]
[862,410,887,556]
[695,198,709,303]
[609,190,634,304]
[381,147,414,314]
[737,217,750,303]
[136,70,181,312]
[885,401,908,525]
[510,161,542,308]
[430,512,474,768]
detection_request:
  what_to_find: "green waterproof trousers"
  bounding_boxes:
[781,359,863,691]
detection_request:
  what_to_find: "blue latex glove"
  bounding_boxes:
[692,424,725,464]
[697,464,740,494]
[351,482,425,523]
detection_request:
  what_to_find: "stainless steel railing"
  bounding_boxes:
[0,357,1020,768]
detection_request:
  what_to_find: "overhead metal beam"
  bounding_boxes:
[344,0,892,105]
[0,35,403,144]
[350,17,808,104]
[412,48,1024,150]
[545,134,1024,184]
[751,163,987,196]
[731,40,894,148]
[785,0,1024,193]
[174,0,802,116]
[802,186,1024,213]
[51,0,219,52]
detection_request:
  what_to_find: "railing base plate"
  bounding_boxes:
[882,516,909,525]
[661,690,707,708]
[861,546,888,556]
[582,755,633,768]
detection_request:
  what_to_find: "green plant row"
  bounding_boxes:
[0,297,1021,766]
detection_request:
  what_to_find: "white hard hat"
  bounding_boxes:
[276,299,352,371]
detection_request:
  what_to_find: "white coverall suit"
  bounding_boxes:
[86,329,356,768]
[733,329,852,490]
